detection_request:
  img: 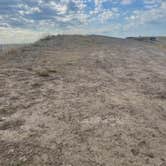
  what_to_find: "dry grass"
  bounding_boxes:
[1,48,18,56]
[157,44,166,50]
[0,35,166,166]
[0,119,24,130]
[35,69,50,77]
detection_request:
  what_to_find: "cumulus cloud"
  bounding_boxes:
[18,4,41,15]
[0,0,165,43]
[99,8,120,23]
[121,0,133,5]
[48,1,68,15]
[126,1,166,25]
[143,0,162,8]
[0,27,45,44]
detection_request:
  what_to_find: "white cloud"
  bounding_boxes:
[124,1,166,30]
[99,10,114,22]
[0,27,45,44]
[121,0,133,5]
[0,0,165,43]
[64,22,121,35]
[144,0,161,4]
[49,1,68,15]
[72,0,86,10]
[143,0,162,8]
[18,4,41,15]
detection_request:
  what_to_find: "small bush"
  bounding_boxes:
[47,68,57,73]
[0,119,24,130]
[6,48,18,55]
[36,70,50,77]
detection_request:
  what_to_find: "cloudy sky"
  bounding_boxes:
[0,0,166,43]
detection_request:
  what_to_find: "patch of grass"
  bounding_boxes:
[161,45,166,49]
[157,44,166,50]
[0,119,24,130]
[0,107,16,116]
[34,65,59,77]
[155,91,166,100]
[3,48,18,56]
[47,68,57,73]
[10,160,26,166]
[35,69,50,77]
[31,82,42,88]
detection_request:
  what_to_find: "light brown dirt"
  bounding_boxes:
[0,35,166,166]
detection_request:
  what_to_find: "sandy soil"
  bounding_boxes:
[0,35,166,166]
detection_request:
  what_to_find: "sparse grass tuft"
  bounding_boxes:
[31,82,42,88]
[156,44,166,50]
[35,69,50,77]
[47,68,57,73]
[0,107,17,116]
[0,119,24,130]
[34,66,58,77]
[3,48,18,56]
[10,160,26,166]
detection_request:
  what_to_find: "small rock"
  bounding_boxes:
[41,153,49,162]
[8,149,14,154]
[146,152,154,158]
[131,148,139,156]
[19,156,27,162]
[0,117,7,121]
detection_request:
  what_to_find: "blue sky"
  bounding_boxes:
[0,0,166,43]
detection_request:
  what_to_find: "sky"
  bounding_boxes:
[0,0,166,43]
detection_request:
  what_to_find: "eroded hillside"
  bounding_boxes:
[0,35,166,166]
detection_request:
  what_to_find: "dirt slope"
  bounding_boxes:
[0,35,166,166]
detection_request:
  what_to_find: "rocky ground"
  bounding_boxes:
[0,35,166,166]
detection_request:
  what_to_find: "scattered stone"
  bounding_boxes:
[131,148,140,156]
[146,152,154,158]
[0,117,7,121]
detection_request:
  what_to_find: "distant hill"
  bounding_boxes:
[0,44,25,50]
[127,36,166,50]
[127,36,166,43]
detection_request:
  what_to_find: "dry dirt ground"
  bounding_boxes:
[0,35,166,166]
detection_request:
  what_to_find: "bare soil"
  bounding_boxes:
[0,35,166,166]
